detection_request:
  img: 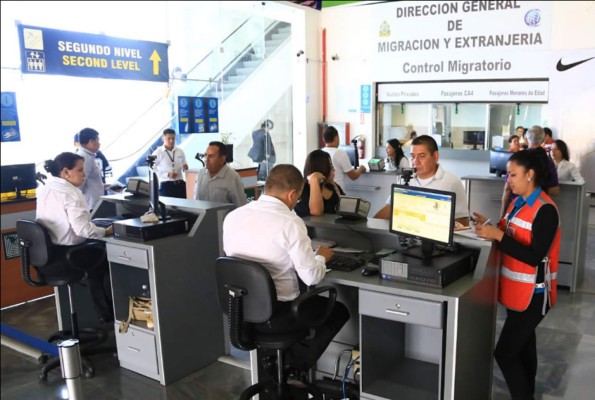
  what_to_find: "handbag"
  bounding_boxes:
[119,296,154,333]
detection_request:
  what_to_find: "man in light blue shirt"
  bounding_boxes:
[194,141,247,207]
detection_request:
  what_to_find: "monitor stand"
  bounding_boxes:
[402,240,445,260]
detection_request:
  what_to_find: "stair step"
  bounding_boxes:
[243,60,262,68]
[271,33,290,41]
[228,74,247,82]
[265,39,284,47]
[236,67,255,75]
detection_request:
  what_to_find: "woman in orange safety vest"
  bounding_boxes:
[473,148,560,400]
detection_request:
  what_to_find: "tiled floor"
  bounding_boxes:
[2,208,594,399]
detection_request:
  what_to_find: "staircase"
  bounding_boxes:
[202,22,291,100]
[115,21,291,185]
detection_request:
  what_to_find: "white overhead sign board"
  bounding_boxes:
[377,80,549,103]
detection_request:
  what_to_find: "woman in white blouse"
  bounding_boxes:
[550,139,584,184]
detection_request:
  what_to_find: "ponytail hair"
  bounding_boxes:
[44,152,84,177]
[508,148,549,191]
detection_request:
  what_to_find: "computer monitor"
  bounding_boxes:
[489,149,511,177]
[389,184,456,259]
[1,163,38,198]
[463,130,485,150]
[339,145,357,168]
[149,171,168,221]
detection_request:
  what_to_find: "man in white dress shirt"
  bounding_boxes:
[223,164,349,372]
[321,125,366,191]
[75,128,105,210]
[151,128,189,198]
[374,135,469,226]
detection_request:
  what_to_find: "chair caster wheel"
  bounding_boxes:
[37,354,49,364]
[39,372,48,380]
[84,368,94,378]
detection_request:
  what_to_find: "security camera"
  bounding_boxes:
[296,50,304,57]
[331,54,339,61]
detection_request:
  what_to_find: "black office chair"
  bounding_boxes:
[215,256,337,400]
[16,219,113,380]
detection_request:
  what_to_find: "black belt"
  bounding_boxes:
[163,180,184,185]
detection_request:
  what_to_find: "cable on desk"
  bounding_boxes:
[332,349,353,381]
[344,223,375,253]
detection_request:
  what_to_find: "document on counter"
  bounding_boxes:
[454,227,488,241]
[332,247,366,254]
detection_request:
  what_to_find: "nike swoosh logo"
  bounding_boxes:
[556,57,594,71]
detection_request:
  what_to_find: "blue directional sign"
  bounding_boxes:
[17,24,169,82]
[1,92,21,142]
[178,97,191,134]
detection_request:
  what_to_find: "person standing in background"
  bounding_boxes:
[551,139,584,183]
[385,138,410,171]
[543,127,554,155]
[74,132,112,189]
[473,149,560,400]
[75,128,105,211]
[321,125,366,190]
[248,119,276,181]
[508,135,521,153]
[151,128,189,198]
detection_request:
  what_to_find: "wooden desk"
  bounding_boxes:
[1,198,53,307]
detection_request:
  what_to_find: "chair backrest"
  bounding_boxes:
[16,219,53,267]
[215,256,277,323]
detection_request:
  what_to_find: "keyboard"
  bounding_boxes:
[92,218,117,228]
[326,255,363,272]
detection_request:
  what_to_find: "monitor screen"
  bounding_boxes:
[339,145,356,168]
[389,184,456,259]
[489,149,511,177]
[1,163,38,198]
[463,131,485,150]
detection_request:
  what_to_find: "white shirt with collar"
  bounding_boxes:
[151,145,187,183]
[193,163,247,207]
[556,159,584,184]
[223,194,326,301]
[76,147,104,210]
[36,177,107,246]
[321,147,353,190]
[385,165,469,219]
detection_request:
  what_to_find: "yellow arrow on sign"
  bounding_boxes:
[149,50,162,75]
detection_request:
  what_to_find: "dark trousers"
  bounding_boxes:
[159,180,186,199]
[495,292,549,400]
[255,296,349,371]
[50,241,114,323]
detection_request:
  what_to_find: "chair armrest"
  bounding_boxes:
[291,285,337,327]
[65,241,107,273]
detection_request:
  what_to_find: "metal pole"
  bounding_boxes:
[58,338,84,400]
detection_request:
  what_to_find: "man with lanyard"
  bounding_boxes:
[151,128,188,198]
[194,141,247,207]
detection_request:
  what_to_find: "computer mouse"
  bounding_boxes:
[361,264,379,277]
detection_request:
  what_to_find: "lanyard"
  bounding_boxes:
[165,149,176,169]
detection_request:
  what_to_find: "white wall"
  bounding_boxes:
[320,1,595,188]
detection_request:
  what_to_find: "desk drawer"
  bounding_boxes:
[107,243,148,269]
[115,323,159,375]
[359,290,443,329]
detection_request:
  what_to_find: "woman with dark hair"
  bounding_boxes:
[385,139,410,171]
[36,152,114,324]
[551,139,584,183]
[473,149,560,400]
[294,149,345,218]
[508,134,521,153]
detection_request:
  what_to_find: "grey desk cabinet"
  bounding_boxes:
[302,215,499,400]
[463,175,589,292]
[101,195,233,385]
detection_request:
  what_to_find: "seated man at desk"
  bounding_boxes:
[193,141,247,207]
[374,135,469,226]
[222,164,349,373]
[37,152,114,325]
